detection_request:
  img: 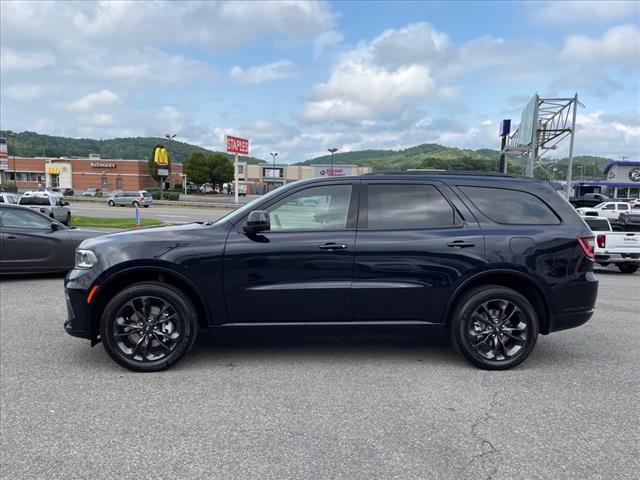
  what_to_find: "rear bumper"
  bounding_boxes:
[547,271,598,334]
[595,254,640,264]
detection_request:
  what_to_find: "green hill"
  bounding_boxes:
[0,130,266,164]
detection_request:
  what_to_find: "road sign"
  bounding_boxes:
[517,95,538,147]
[225,135,249,155]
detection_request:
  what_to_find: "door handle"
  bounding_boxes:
[447,240,475,248]
[319,243,348,251]
[6,235,17,239]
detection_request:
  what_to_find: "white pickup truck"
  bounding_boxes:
[582,216,640,274]
[576,202,632,220]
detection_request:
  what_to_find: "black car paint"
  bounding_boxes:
[64,174,598,344]
[0,204,102,274]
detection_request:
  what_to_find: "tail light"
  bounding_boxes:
[596,234,606,248]
[139,195,144,201]
[577,236,595,260]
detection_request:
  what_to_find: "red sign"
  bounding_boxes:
[225,135,249,155]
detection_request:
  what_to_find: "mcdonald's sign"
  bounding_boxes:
[153,145,170,166]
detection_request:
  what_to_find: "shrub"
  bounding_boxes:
[150,191,161,200]
[168,192,180,201]
[172,183,183,192]
[0,183,18,193]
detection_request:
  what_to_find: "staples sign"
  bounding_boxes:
[225,135,250,155]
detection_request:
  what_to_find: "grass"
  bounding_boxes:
[70,216,164,228]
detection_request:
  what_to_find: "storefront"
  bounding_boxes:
[573,160,640,199]
[5,155,183,192]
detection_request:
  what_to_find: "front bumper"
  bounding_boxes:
[64,287,91,339]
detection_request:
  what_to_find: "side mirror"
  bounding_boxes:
[243,210,270,234]
[51,222,62,231]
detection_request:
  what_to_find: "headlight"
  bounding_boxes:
[76,249,98,268]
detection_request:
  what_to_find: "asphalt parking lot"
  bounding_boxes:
[0,269,638,479]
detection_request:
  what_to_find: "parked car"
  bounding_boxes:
[52,187,75,197]
[569,193,613,209]
[582,216,639,273]
[82,188,103,198]
[0,193,19,204]
[18,192,71,225]
[576,202,632,220]
[199,183,216,194]
[65,172,598,372]
[0,204,102,274]
[107,190,153,207]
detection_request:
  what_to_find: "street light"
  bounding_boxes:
[327,147,338,176]
[270,152,278,191]
[163,133,176,191]
[576,165,584,181]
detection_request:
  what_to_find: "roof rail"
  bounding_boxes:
[363,170,521,178]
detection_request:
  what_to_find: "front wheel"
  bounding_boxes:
[449,285,539,370]
[618,263,638,274]
[100,282,198,372]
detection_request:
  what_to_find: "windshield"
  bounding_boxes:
[592,202,606,209]
[19,196,50,206]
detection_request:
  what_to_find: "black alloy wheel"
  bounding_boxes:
[100,282,197,372]
[450,285,538,370]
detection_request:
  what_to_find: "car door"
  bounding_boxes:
[352,181,485,323]
[223,181,358,323]
[0,208,72,273]
[600,203,617,219]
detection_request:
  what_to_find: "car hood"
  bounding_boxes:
[67,228,107,241]
[78,222,218,250]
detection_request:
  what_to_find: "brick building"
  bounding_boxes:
[1,155,183,192]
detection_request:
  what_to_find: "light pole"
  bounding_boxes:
[8,132,16,185]
[576,165,584,181]
[327,147,338,176]
[270,152,278,191]
[164,133,176,191]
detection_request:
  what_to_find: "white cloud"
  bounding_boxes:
[531,1,640,25]
[82,113,115,127]
[4,84,44,101]
[230,60,297,84]
[560,24,640,67]
[313,30,344,57]
[0,48,55,72]
[65,90,121,113]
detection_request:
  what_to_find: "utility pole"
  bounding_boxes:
[564,93,578,199]
[164,133,176,191]
[270,152,278,191]
[8,132,16,185]
[327,147,338,176]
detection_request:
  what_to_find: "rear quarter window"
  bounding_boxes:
[460,186,560,225]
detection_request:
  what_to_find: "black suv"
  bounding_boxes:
[65,173,598,371]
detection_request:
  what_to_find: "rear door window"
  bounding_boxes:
[364,184,457,230]
[460,186,560,225]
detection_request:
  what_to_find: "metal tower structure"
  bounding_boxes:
[501,93,584,197]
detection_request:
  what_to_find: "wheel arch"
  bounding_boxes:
[444,270,553,335]
[88,265,210,344]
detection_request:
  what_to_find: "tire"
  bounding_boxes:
[449,285,539,370]
[100,282,198,372]
[108,200,115,207]
[64,213,71,226]
[617,263,638,274]
[143,205,150,208]
[598,263,610,267]
[132,201,140,208]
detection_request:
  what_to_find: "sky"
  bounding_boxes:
[1,0,639,163]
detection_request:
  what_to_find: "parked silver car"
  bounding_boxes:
[18,192,71,225]
[107,190,153,207]
[82,188,103,197]
[0,193,20,204]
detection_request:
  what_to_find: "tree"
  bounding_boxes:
[183,151,234,187]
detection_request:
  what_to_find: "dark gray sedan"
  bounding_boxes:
[0,205,103,274]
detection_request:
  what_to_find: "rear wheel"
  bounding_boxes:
[108,200,115,207]
[132,200,140,208]
[100,282,198,372]
[64,213,71,226]
[618,263,638,274]
[449,285,538,370]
